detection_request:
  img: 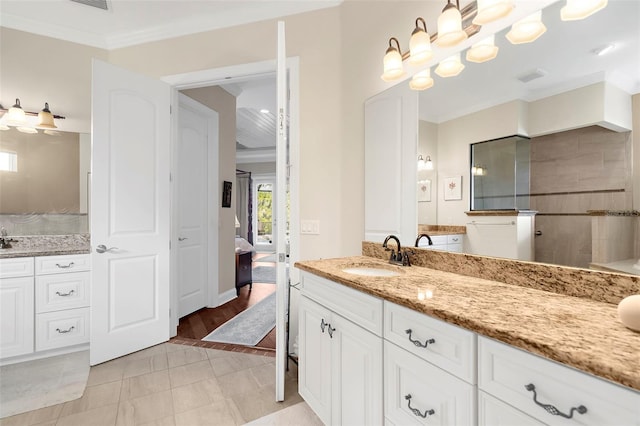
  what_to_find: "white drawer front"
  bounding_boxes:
[36,307,90,351]
[384,342,476,426]
[384,301,477,384]
[0,257,34,278]
[478,337,640,426]
[36,272,90,313]
[479,391,545,426]
[447,234,463,245]
[35,254,90,275]
[447,243,463,253]
[429,235,448,246]
[301,272,383,336]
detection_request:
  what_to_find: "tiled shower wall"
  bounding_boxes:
[530,126,633,268]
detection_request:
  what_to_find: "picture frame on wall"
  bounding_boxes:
[417,179,431,202]
[443,176,462,201]
[222,181,232,208]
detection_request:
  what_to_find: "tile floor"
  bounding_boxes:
[0,343,314,426]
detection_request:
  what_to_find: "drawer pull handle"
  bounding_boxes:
[405,394,434,418]
[320,318,328,333]
[56,326,75,334]
[178,237,188,241]
[56,262,75,269]
[55,290,75,297]
[525,384,587,419]
[405,329,435,348]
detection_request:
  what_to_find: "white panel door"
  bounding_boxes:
[176,93,215,318]
[364,84,418,245]
[90,59,171,366]
[0,276,34,358]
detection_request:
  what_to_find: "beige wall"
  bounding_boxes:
[0,129,80,213]
[181,86,237,295]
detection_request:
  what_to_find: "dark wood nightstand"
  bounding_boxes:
[235,250,253,295]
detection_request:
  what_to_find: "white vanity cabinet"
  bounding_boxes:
[384,301,477,425]
[418,234,464,253]
[0,258,35,358]
[478,336,640,426]
[0,254,90,363]
[35,254,91,351]
[299,272,383,425]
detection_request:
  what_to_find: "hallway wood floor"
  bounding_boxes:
[171,254,276,355]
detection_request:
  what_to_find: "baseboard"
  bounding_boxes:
[216,288,237,307]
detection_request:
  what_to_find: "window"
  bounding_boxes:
[0,151,18,172]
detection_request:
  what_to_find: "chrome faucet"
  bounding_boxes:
[382,235,411,266]
[415,233,433,247]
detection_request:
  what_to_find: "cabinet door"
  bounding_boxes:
[331,311,383,426]
[298,296,332,425]
[0,276,34,358]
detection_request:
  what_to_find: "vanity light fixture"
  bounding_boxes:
[466,34,499,63]
[506,10,547,44]
[435,53,465,78]
[381,37,405,82]
[417,155,426,169]
[409,18,433,65]
[0,99,65,133]
[436,0,468,47]
[472,0,514,25]
[424,155,434,170]
[561,0,607,21]
[410,69,434,91]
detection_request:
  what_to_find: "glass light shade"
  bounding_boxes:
[466,35,499,63]
[561,0,607,20]
[6,99,27,126]
[425,156,434,170]
[410,69,434,91]
[37,103,57,129]
[506,11,547,44]
[436,5,467,47]
[417,155,426,169]
[409,29,433,65]
[435,53,465,78]
[381,48,405,82]
[17,126,38,134]
[473,0,514,25]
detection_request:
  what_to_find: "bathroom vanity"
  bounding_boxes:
[0,235,91,365]
[295,252,640,425]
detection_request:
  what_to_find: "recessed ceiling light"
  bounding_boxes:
[260,109,270,114]
[592,43,615,56]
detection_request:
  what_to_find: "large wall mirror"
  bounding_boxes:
[0,127,90,235]
[369,0,639,273]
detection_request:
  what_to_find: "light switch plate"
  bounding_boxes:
[300,220,320,235]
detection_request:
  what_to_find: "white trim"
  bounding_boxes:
[252,174,277,252]
[216,288,238,307]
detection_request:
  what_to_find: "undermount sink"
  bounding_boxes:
[341,267,401,277]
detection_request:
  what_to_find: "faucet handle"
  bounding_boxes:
[401,251,412,266]
[389,249,396,261]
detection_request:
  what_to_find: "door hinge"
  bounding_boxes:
[169,240,171,250]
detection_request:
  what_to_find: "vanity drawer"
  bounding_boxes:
[301,272,383,336]
[479,391,544,426]
[384,301,476,383]
[447,234,463,245]
[0,257,35,278]
[478,336,640,426]
[384,341,476,426]
[429,235,448,246]
[35,254,91,275]
[36,307,90,351]
[36,272,90,313]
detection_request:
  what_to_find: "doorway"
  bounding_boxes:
[253,174,276,253]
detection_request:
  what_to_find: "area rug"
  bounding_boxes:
[202,292,276,346]
[252,265,276,283]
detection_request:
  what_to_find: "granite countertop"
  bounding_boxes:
[0,235,91,259]
[295,256,640,392]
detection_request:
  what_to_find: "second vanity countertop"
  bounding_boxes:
[295,256,640,392]
[0,235,91,259]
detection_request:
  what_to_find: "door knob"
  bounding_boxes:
[96,244,118,254]
[178,237,188,241]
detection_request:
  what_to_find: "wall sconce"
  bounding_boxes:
[437,0,468,47]
[0,99,65,133]
[409,18,433,65]
[418,155,434,170]
[506,10,547,44]
[466,34,499,63]
[561,0,608,21]
[381,37,405,82]
[435,53,465,78]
